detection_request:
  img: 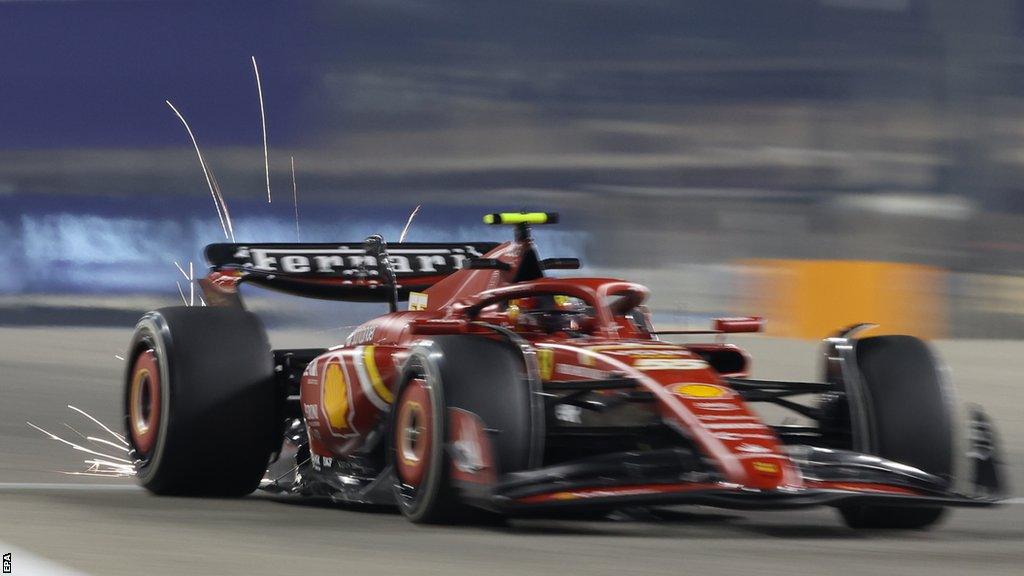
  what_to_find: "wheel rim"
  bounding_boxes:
[128,348,161,456]
[395,378,433,491]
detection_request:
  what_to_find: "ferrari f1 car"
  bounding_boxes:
[123,212,1006,527]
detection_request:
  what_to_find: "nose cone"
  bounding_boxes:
[662,380,802,489]
[551,340,804,491]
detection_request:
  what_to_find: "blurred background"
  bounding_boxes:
[3,0,1024,337]
[2,4,1023,574]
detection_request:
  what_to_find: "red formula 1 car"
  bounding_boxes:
[123,212,1006,527]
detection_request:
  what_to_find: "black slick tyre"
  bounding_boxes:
[838,335,953,530]
[391,336,535,523]
[123,306,278,497]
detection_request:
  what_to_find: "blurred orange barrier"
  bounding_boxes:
[737,260,946,340]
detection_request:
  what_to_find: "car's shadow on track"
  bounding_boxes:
[260,493,1021,541]
[262,494,870,539]
[496,507,1024,540]
[495,507,872,539]
[639,507,862,539]
[262,493,401,516]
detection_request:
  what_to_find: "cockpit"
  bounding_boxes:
[468,279,654,339]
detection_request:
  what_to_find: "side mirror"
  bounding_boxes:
[468,258,511,271]
[540,258,581,270]
[714,316,764,334]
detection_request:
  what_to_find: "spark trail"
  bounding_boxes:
[27,406,136,478]
[252,56,271,203]
[399,205,421,243]
[291,156,300,241]
[165,100,235,241]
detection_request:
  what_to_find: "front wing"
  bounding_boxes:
[475,445,1005,513]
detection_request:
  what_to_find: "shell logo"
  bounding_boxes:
[323,361,353,433]
[672,383,728,399]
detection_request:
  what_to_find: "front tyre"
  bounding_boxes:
[838,335,953,530]
[390,336,533,524]
[124,306,279,497]
[390,352,461,523]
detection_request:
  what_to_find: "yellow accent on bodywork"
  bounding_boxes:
[537,348,554,381]
[363,345,394,404]
[752,461,780,473]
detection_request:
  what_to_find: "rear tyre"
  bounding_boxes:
[838,335,953,530]
[124,306,278,497]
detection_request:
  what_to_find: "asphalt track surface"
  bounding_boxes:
[1,326,1022,575]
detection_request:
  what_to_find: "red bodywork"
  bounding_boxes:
[202,231,946,508]
[218,236,798,493]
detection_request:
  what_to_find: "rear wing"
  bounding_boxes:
[203,242,501,303]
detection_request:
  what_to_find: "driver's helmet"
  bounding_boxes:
[515,295,592,336]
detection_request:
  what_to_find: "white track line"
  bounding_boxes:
[0,540,92,575]
[0,482,139,492]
